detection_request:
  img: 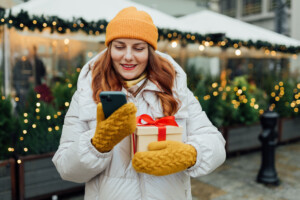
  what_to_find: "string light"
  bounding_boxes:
[171,41,177,48]
[235,49,241,56]
[199,45,205,51]
[65,102,70,107]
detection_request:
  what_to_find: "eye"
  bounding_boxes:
[115,46,124,49]
[135,47,145,51]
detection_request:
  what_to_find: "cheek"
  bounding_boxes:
[111,51,122,63]
[137,53,148,67]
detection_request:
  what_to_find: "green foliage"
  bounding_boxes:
[0,94,17,160]
[192,75,267,128]
[269,79,299,117]
[14,70,79,156]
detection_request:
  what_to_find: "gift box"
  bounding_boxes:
[131,114,183,158]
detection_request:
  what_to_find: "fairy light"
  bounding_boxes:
[212,82,218,88]
[259,109,264,115]
[24,113,28,117]
[55,126,60,131]
[54,114,58,119]
[36,102,40,107]
[24,148,28,152]
[43,23,47,27]
[48,127,53,132]
[8,147,15,152]
[17,160,21,164]
[20,137,24,141]
[24,119,28,123]
[297,83,300,89]
[275,97,280,101]
[76,68,81,72]
[15,97,19,102]
[295,108,299,112]
[291,102,296,107]
[35,108,40,113]
[100,24,104,29]
[171,41,178,48]
[36,116,40,120]
[199,45,205,51]
[46,115,51,120]
[52,21,57,26]
[32,124,37,128]
[37,94,41,98]
[243,99,248,104]
[226,86,231,91]
[279,82,283,86]
[1,96,5,100]
[213,91,218,96]
[237,89,243,95]
[274,85,279,90]
[271,92,276,97]
[57,111,62,116]
[64,38,70,45]
[254,104,259,109]
[271,51,276,56]
[32,20,37,24]
[218,87,223,92]
[235,49,241,56]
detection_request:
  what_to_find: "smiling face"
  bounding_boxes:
[111,38,149,80]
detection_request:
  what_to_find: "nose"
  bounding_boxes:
[124,48,133,61]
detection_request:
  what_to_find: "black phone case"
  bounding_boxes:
[100,91,127,119]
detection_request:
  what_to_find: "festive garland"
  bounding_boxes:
[1,9,300,54]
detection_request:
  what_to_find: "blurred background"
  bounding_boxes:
[0,0,299,200]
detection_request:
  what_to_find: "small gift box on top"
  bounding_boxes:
[131,114,183,158]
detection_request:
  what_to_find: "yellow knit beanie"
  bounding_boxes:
[105,7,158,50]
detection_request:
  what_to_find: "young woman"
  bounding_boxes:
[53,6,226,200]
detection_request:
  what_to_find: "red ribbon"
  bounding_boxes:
[136,114,178,141]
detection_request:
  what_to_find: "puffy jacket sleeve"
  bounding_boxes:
[52,91,113,183]
[184,88,226,177]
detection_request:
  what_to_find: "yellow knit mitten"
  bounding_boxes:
[132,141,197,176]
[91,102,137,153]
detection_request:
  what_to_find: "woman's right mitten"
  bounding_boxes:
[91,102,137,153]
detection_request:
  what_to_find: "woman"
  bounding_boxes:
[53,7,226,200]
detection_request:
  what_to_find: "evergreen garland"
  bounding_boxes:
[0,9,299,54]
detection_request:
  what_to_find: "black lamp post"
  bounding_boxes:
[256,110,280,185]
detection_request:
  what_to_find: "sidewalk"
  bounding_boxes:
[191,141,300,200]
[63,141,300,200]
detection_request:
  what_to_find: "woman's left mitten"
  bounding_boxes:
[132,141,197,176]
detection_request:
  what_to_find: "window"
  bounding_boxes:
[220,0,237,17]
[269,0,291,12]
[242,0,262,16]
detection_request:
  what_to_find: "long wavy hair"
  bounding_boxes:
[91,44,179,116]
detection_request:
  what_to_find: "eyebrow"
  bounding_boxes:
[113,40,147,46]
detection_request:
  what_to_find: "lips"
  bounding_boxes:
[121,64,137,70]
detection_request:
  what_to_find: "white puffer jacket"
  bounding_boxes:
[52,51,226,200]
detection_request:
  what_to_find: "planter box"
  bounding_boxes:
[0,158,16,200]
[18,153,84,200]
[220,123,262,154]
[278,117,300,142]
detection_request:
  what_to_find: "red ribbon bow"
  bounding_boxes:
[136,114,179,141]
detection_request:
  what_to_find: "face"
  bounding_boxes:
[111,38,149,80]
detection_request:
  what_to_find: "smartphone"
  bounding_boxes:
[100,91,127,119]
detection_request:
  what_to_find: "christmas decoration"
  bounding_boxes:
[1,10,299,54]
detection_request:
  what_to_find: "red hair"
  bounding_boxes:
[91,44,179,116]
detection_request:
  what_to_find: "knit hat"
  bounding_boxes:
[105,7,158,50]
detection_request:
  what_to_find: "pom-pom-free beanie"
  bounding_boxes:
[105,7,158,50]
